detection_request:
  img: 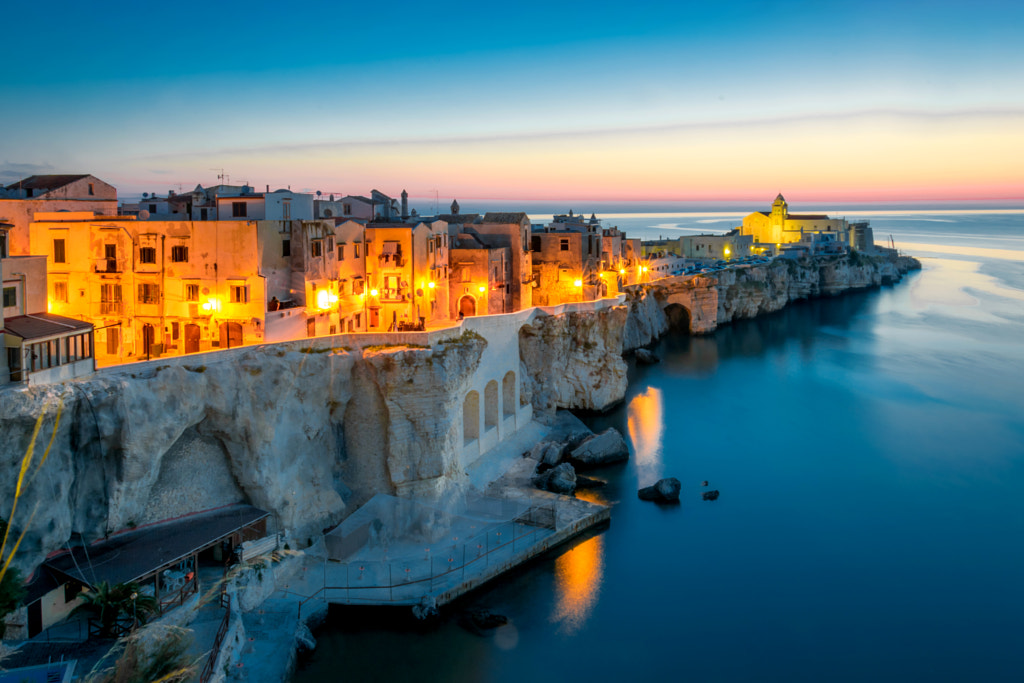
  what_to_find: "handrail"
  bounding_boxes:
[199,598,232,683]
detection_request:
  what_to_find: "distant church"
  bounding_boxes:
[740,194,848,245]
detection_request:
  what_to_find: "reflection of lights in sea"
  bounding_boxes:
[627,386,664,482]
[550,535,604,635]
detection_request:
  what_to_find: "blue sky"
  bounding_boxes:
[2,1,1022,202]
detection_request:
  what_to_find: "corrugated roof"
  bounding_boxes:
[5,175,89,191]
[46,504,269,587]
[2,313,92,340]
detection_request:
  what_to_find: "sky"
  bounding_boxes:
[1,0,1022,205]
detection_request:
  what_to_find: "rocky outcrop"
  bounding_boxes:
[568,428,630,468]
[0,335,485,578]
[634,349,660,365]
[519,307,629,417]
[624,253,921,339]
[532,463,577,495]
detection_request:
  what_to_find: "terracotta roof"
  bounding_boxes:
[2,313,92,340]
[5,174,89,191]
[482,212,527,224]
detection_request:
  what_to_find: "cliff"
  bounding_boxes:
[0,334,485,577]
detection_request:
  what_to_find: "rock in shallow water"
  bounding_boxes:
[638,477,681,503]
[569,428,630,468]
[635,348,661,365]
[702,489,720,501]
[460,609,509,636]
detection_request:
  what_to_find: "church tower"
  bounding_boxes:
[451,199,460,215]
[401,190,408,219]
[770,193,788,242]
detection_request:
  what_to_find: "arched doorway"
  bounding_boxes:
[463,391,480,445]
[184,324,201,354]
[459,295,476,318]
[664,303,691,332]
[219,321,243,349]
[142,323,155,359]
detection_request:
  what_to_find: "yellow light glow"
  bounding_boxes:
[619,269,625,275]
[370,288,379,297]
[574,279,583,287]
[201,298,220,313]
[641,266,648,273]
[428,281,436,289]
[316,289,330,310]
[478,285,486,293]
[724,247,730,256]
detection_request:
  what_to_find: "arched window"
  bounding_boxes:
[502,371,516,417]
[463,391,480,445]
[485,381,499,430]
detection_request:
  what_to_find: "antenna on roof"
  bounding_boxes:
[209,168,229,185]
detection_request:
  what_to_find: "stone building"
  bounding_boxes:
[0,174,118,255]
[449,231,511,318]
[741,194,853,248]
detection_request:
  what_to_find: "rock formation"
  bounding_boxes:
[638,478,682,503]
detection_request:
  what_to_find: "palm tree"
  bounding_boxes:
[71,581,159,638]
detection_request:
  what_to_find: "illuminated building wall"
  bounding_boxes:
[449,234,510,318]
[363,221,450,331]
[476,213,533,311]
[32,212,266,365]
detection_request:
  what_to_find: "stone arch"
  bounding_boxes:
[459,295,477,318]
[502,371,516,417]
[664,303,691,332]
[484,380,499,430]
[463,390,480,444]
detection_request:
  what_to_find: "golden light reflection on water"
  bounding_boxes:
[627,387,665,483]
[550,534,604,635]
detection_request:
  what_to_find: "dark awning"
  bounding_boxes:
[3,313,92,341]
[44,504,269,588]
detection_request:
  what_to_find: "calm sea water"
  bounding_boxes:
[296,211,1024,682]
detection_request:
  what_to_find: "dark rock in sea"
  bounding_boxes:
[638,477,681,503]
[532,462,577,495]
[701,480,709,487]
[459,609,509,636]
[702,490,720,501]
[575,475,607,489]
[569,428,630,468]
[635,348,661,365]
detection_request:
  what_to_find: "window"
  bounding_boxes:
[283,200,291,220]
[0,232,7,258]
[54,281,68,302]
[230,285,249,303]
[138,283,160,304]
[53,238,66,263]
[531,236,541,252]
[200,208,209,220]
[139,247,157,264]
[338,244,345,260]
[88,183,95,196]
[352,279,364,295]
[354,243,361,258]
[327,237,334,252]
[232,201,247,218]
[172,322,180,340]
[171,245,189,262]
[282,239,291,257]
[343,203,352,215]
[428,241,434,254]
[560,239,569,251]
[2,286,16,308]
[311,240,323,257]
[184,283,199,301]
[149,204,157,214]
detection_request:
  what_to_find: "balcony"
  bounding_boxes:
[378,253,405,268]
[99,302,123,316]
[94,258,120,273]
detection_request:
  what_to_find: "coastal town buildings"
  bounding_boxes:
[1,225,95,385]
[0,175,119,255]
[529,212,606,305]
[449,230,511,317]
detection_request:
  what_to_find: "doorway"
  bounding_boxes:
[459,295,476,318]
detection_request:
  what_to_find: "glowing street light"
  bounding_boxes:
[370,288,379,297]
[428,281,436,289]
[478,285,486,293]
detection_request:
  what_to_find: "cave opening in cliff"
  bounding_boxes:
[664,303,691,333]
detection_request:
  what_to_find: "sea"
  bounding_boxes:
[295,208,1024,682]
